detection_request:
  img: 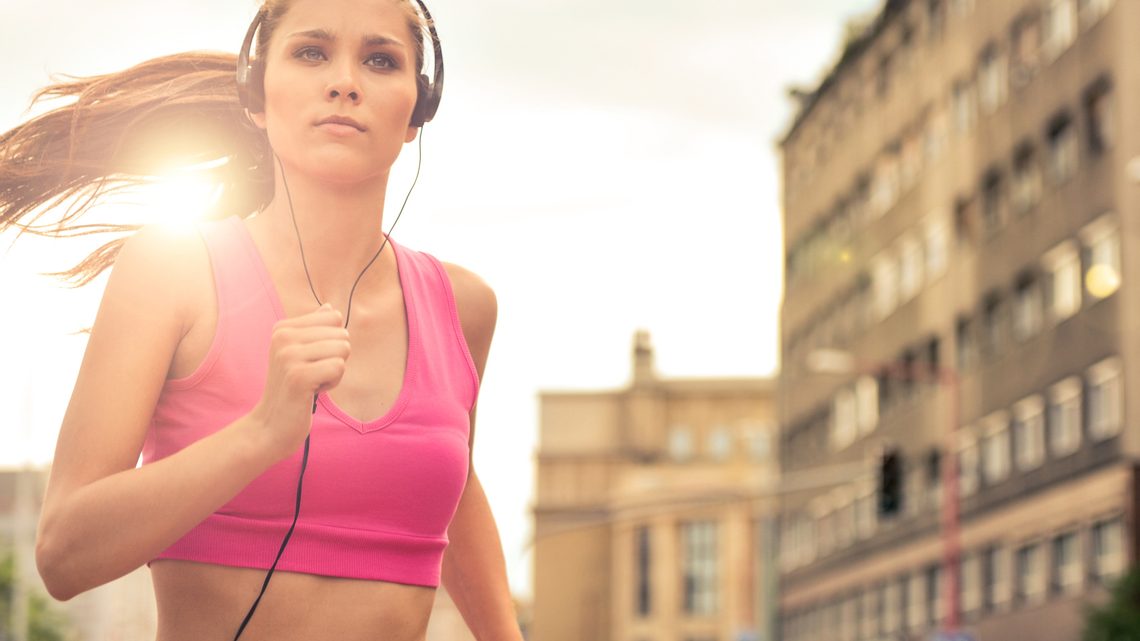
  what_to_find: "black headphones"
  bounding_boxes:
[235,0,445,128]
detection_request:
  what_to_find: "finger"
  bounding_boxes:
[279,339,351,365]
[275,305,344,327]
[271,326,350,350]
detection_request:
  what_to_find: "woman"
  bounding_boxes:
[2,0,521,639]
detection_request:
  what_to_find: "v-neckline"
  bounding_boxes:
[231,215,416,433]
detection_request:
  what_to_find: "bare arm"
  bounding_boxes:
[438,263,522,641]
[35,225,349,601]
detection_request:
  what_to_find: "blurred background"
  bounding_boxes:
[2,0,1138,640]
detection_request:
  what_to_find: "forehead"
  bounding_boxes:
[274,0,417,47]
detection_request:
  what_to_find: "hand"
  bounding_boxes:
[250,303,350,459]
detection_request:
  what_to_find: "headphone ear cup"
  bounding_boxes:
[410,72,431,128]
[248,61,266,114]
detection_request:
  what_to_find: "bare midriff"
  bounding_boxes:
[150,559,437,641]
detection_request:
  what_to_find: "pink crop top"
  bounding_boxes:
[140,215,479,587]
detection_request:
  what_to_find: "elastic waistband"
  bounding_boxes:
[152,513,447,587]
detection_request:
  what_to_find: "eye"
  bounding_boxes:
[366,52,398,69]
[294,46,326,62]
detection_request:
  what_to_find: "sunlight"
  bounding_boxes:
[128,158,228,230]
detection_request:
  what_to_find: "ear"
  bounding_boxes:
[248,109,268,131]
[405,125,419,144]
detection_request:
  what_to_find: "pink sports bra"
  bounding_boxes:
[141,215,479,587]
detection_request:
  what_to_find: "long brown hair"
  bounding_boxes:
[0,0,427,287]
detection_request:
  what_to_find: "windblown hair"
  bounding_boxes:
[0,0,428,287]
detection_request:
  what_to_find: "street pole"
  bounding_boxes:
[940,369,961,634]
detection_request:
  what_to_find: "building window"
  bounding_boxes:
[680,520,718,616]
[1087,357,1123,440]
[873,253,900,320]
[982,292,1007,357]
[1013,395,1046,471]
[1047,114,1079,184]
[1043,0,1077,61]
[745,423,773,462]
[841,593,858,641]
[854,375,879,436]
[877,54,893,99]
[954,196,977,246]
[902,129,923,190]
[1015,542,1046,605]
[1092,517,1124,583]
[981,169,1007,234]
[907,572,926,631]
[958,431,980,497]
[927,336,942,378]
[983,545,1009,611]
[669,425,695,462]
[833,389,857,451]
[951,0,975,17]
[978,44,1008,113]
[924,104,950,163]
[1011,12,1042,88]
[981,412,1011,486]
[952,78,977,134]
[855,486,876,540]
[635,526,652,617]
[872,148,901,217]
[862,585,882,640]
[1085,77,1115,154]
[927,0,947,39]
[1051,531,1082,595]
[1044,241,1081,322]
[1078,0,1114,28]
[898,235,924,303]
[835,495,856,550]
[925,217,949,279]
[926,564,944,624]
[956,315,978,370]
[924,448,942,510]
[707,425,732,461]
[1081,215,1121,301]
[962,552,982,618]
[1012,273,1043,342]
[1049,377,1083,457]
[1012,144,1042,215]
[884,577,904,635]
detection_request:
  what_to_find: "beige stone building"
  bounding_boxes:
[532,331,778,641]
[779,0,1138,640]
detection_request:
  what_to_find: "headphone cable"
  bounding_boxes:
[233,130,426,640]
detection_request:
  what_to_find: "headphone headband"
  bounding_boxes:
[235,0,444,127]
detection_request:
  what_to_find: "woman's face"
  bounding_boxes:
[250,0,421,185]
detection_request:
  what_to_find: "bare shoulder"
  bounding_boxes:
[440,262,497,370]
[112,224,209,320]
[116,223,209,286]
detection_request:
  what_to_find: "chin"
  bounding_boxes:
[299,152,391,184]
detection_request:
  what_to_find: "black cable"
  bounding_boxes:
[232,436,309,641]
[232,130,425,640]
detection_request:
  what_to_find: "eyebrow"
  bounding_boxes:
[287,28,404,48]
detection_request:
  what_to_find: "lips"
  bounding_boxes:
[317,115,366,132]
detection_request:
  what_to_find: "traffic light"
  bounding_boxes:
[878,449,903,517]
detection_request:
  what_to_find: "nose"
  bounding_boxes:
[325,61,362,104]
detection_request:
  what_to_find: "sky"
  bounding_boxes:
[0,0,882,600]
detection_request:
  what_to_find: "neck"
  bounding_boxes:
[258,157,396,302]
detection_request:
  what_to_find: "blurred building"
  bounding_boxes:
[532,331,778,641]
[778,0,1135,640]
[0,466,157,641]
